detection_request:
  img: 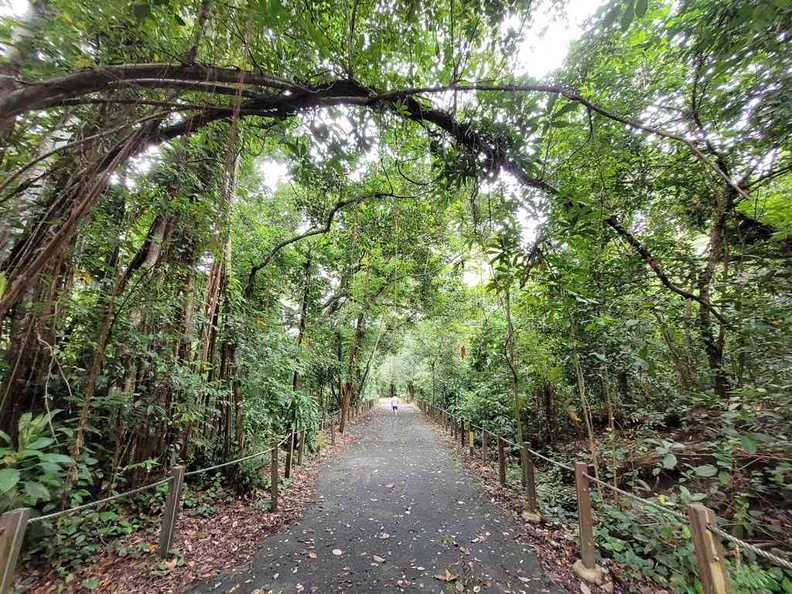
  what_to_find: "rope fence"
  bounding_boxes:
[416,399,792,591]
[27,478,172,524]
[184,433,289,477]
[0,400,376,594]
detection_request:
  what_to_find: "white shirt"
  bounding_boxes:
[391,396,400,407]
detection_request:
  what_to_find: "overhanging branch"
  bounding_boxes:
[243,192,413,299]
[604,215,728,325]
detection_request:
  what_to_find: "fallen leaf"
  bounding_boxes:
[434,569,458,582]
[373,555,385,563]
[580,582,592,594]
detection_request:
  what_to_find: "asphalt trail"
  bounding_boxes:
[189,401,562,593]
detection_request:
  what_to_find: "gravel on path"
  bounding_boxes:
[188,401,563,594]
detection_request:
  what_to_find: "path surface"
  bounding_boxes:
[190,402,561,593]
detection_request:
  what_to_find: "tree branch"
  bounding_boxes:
[244,192,413,298]
[604,215,728,325]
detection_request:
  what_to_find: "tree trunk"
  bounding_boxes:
[339,312,365,433]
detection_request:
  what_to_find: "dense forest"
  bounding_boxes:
[0,0,790,591]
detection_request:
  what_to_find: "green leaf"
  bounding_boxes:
[132,3,151,19]
[24,480,50,501]
[0,468,20,493]
[81,577,99,590]
[635,0,648,18]
[694,464,717,477]
[621,0,635,31]
[555,101,579,117]
[662,453,677,469]
[26,437,54,450]
[741,434,758,455]
[39,453,74,465]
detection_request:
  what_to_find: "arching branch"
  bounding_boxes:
[604,215,728,325]
[244,192,413,299]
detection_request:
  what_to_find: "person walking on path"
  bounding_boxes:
[390,394,400,416]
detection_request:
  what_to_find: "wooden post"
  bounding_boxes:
[497,435,506,486]
[469,430,474,456]
[284,429,294,479]
[522,442,538,513]
[460,420,466,448]
[158,465,185,558]
[270,438,279,512]
[688,504,731,594]
[297,430,305,465]
[574,462,596,569]
[330,416,336,445]
[0,507,30,594]
[482,430,488,461]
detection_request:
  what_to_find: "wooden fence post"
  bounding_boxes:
[574,462,596,569]
[158,465,185,558]
[688,504,731,594]
[270,438,279,512]
[497,435,506,486]
[522,442,538,514]
[469,431,474,456]
[330,416,336,445]
[482,430,488,461]
[297,430,305,465]
[0,507,30,594]
[284,429,294,479]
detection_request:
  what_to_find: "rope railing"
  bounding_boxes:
[707,522,792,571]
[27,432,291,523]
[0,401,377,594]
[417,399,792,586]
[184,433,289,477]
[581,471,688,524]
[27,478,173,524]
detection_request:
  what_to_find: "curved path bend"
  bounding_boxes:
[190,401,562,594]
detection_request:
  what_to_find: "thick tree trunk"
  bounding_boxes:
[697,194,729,397]
[339,313,364,433]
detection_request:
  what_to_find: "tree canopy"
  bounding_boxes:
[0,0,790,590]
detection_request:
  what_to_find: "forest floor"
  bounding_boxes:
[16,417,365,593]
[187,401,563,594]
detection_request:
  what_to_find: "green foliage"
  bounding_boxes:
[0,0,790,589]
[0,411,82,513]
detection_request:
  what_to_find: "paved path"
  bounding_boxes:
[190,402,561,593]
